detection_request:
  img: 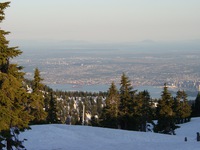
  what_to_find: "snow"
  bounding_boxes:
[20,118,200,150]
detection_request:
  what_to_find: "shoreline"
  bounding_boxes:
[47,83,197,100]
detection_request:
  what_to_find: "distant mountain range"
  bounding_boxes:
[9,39,200,53]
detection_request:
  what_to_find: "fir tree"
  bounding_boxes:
[47,92,59,123]
[101,82,120,128]
[155,83,175,134]
[135,90,153,131]
[192,92,200,117]
[33,68,43,93]
[0,3,21,74]
[28,68,47,124]
[174,90,183,124]
[119,73,135,130]
[174,90,191,123]
[0,2,32,149]
[96,96,103,117]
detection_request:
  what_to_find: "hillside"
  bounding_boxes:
[20,118,200,150]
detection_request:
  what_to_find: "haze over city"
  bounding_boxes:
[2,0,200,44]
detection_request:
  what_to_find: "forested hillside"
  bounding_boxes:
[35,73,192,134]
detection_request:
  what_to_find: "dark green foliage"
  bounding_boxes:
[192,92,200,117]
[96,96,103,116]
[174,90,191,123]
[28,68,47,124]
[101,74,155,131]
[0,2,10,21]
[90,116,99,126]
[134,90,153,131]
[119,73,135,130]
[0,2,21,75]
[57,98,68,123]
[33,68,43,93]
[0,2,32,149]
[0,128,27,150]
[155,83,176,134]
[47,92,59,123]
[101,82,120,128]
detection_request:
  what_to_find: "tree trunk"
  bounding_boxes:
[6,137,12,150]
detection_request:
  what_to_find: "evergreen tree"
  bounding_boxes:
[96,96,103,116]
[135,90,153,131]
[174,90,191,123]
[174,90,183,124]
[101,82,120,128]
[119,73,135,130]
[47,92,59,123]
[180,91,191,122]
[0,3,21,74]
[57,98,68,123]
[28,68,47,124]
[155,83,175,134]
[192,92,200,117]
[33,68,43,93]
[0,2,32,149]
[90,98,98,118]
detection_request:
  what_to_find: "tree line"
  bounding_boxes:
[101,74,192,134]
[42,73,200,135]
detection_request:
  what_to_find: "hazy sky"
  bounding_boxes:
[2,0,200,42]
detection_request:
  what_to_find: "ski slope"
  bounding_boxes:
[20,118,200,150]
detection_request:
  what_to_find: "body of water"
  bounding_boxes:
[47,84,196,100]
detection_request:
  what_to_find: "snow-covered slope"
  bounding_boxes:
[20,118,200,150]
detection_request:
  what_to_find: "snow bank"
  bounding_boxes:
[20,118,200,150]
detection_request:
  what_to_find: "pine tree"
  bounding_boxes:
[155,83,175,134]
[96,96,103,116]
[180,90,191,122]
[119,73,135,130]
[47,92,59,123]
[28,68,47,124]
[174,90,183,124]
[0,2,32,149]
[101,82,120,128]
[174,90,191,123]
[192,92,200,117]
[135,90,153,131]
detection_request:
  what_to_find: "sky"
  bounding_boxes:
[1,0,200,43]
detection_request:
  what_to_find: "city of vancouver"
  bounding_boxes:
[1,1,200,150]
